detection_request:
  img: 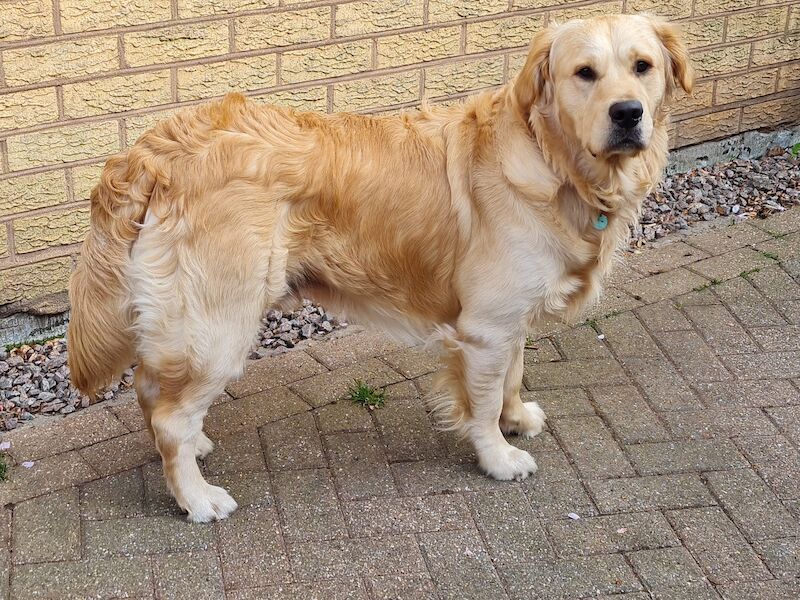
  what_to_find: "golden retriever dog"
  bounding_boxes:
[68,14,692,522]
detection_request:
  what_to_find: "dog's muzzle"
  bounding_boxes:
[607,100,645,153]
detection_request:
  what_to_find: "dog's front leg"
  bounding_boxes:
[457,329,538,481]
[499,339,547,438]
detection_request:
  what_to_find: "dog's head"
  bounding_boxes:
[514,14,693,160]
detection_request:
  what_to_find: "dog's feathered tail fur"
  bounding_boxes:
[68,150,158,395]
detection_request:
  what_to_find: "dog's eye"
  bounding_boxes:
[635,60,651,74]
[576,66,596,81]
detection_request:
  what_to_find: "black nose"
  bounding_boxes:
[609,101,643,129]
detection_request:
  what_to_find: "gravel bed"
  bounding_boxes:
[0,150,798,431]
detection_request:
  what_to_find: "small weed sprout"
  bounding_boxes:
[348,379,385,410]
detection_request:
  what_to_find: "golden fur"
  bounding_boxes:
[68,14,692,522]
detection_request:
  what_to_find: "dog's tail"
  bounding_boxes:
[68,149,158,395]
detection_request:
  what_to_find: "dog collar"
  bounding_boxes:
[593,212,609,231]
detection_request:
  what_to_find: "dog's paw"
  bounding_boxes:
[500,401,547,439]
[184,484,238,523]
[479,445,538,482]
[194,431,215,459]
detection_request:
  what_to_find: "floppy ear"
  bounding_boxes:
[652,19,694,96]
[514,26,556,116]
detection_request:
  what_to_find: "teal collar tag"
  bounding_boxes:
[593,213,609,231]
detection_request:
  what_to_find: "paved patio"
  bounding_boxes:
[1,211,800,599]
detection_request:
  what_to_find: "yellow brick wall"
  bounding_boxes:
[1,0,798,310]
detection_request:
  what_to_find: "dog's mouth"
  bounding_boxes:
[605,130,646,155]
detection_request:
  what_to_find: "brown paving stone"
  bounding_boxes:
[658,330,733,383]
[12,557,153,599]
[713,277,787,327]
[523,337,562,364]
[589,385,671,444]
[627,547,707,591]
[368,574,437,600]
[749,325,800,351]
[621,356,703,410]
[684,304,761,354]
[675,287,721,307]
[305,330,405,370]
[260,412,325,471]
[555,325,613,359]
[228,580,368,600]
[755,210,800,236]
[315,401,375,433]
[597,312,662,357]
[636,300,693,332]
[12,487,80,564]
[381,346,440,378]
[695,379,800,408]
[520,388,595,417]
[716,579,800,600]
[205,387,310,439]
[153,551,225,600]
[466,488,553,563]
[290,358,405,407]
[752,537,800,578]
[628,241,710,275]
[663,407,779,439]
[290,535,427,581]
[666,507,772,584]
[588,474,716,513]
[547,511,678,556]
[684,222,772,255]
[206,471,272,509]
[324,431,396,500]
[79,429,159,477]
[343,494,472,537]
[417,530,506,600]
[80,468,146,520]
[522,476,598,519]
[722,351,800,379]
[584,286,644,321]
[747,264,800,303]
[523,358,628,390]
[390,459,509,496]
[108,397,147,431]
[0,450,96,505]
[627,439,748,475]
[501,554,642,599]
[688,247,774,281]
[765,405,800,445]
[142,460,183,517]
[705,469,797,541]
[374,382,442,462]
[623,268,709,304]
[202,427,267,475]
[549,416,635,479]
[226,352,327,398]
[222,550,293,591]
[83,515,216,556]
[734,434,800,500]
[218,505,284,559]
[272,469,347,542]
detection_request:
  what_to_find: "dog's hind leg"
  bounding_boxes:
[499,339,547,439]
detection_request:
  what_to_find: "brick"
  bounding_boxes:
[723,351,800,379]
[588,474,715,513]
[666,507,771,583]
[680,18,725,49]
[13,487,80,564]
[63,70,171,118]
[260,412,325,470]
[590,386,670,444]
[428,0,506,23]
[7,121,119,171]
[227,352,326,398]
[522,337,562,365]
[382,346,439,379]
[627,439,748,475]
[140,460,182,517]
[368,574,437,600]
[343,495,471,537]
[12,557,152,599]
[693,0,758,16]
[636,300,692,332]
[418,530,506,600]
[521,388,594,417]
[550,416,634,479]
[229,581,367,600]
[767,405,800,444]
[125,107,180,145]
[467,489,552,563]
[72,162,104,201]
[324,431,396,500]
[716,69,778,104]
[153,552,225,600]
[778,62,800,90]
[748,265,800,303]
[80,430,160,477]
[316,400,374,433]
[713,277,786,327]
[218,506,286,571]
[107,397,148,431]
[177,0,279,18]
[728,7,789,41]
[333,71,419,112]
[658,330,732,383]
[752,34,800,67]
[0,257,71,306]
[0,228,7,258]
[373,382,442,461]
[502,554,642,599]
[290,358,404,407]
[676,108,742,147]
[697,379,799,408]
[254,86,329,111]
[291,535,426,581]
[705,468,796,540]
[522,476,598,519]
[0,0,53,42]
[752,537,800,578]
[0,450,95,505]
[523,358,627,390]
[125,22,229,67]
[203,428,267,475]
[552,1,623,21]
[627,547,706,590]
[664,407,778,439]
[283,41,373,84]
[716,579,800,600]
[584,287,643,320]
[426,56,505,97]
[741,96,800,130]
[391,458,509,495]
[80,469,146,520]
[60,0,170,33]
[336,0,424,36]
[377,28,461,68]
[466,14,545,53]
[597,313,661,357]
[685,222,772,255]
[308,332,405,370]
[237,8,330,50]
[3,36,119,86]
[556,326,612,360]
[628,241,710,276]
[206,471,273,510]
[623,268,709,303]
[85,515,215,556]
[684,304,759,354]
[273,469,347,542]
[13,207,90,253]
[735,434,800,499]
[626,0,692,18]
[0,87,58,131]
